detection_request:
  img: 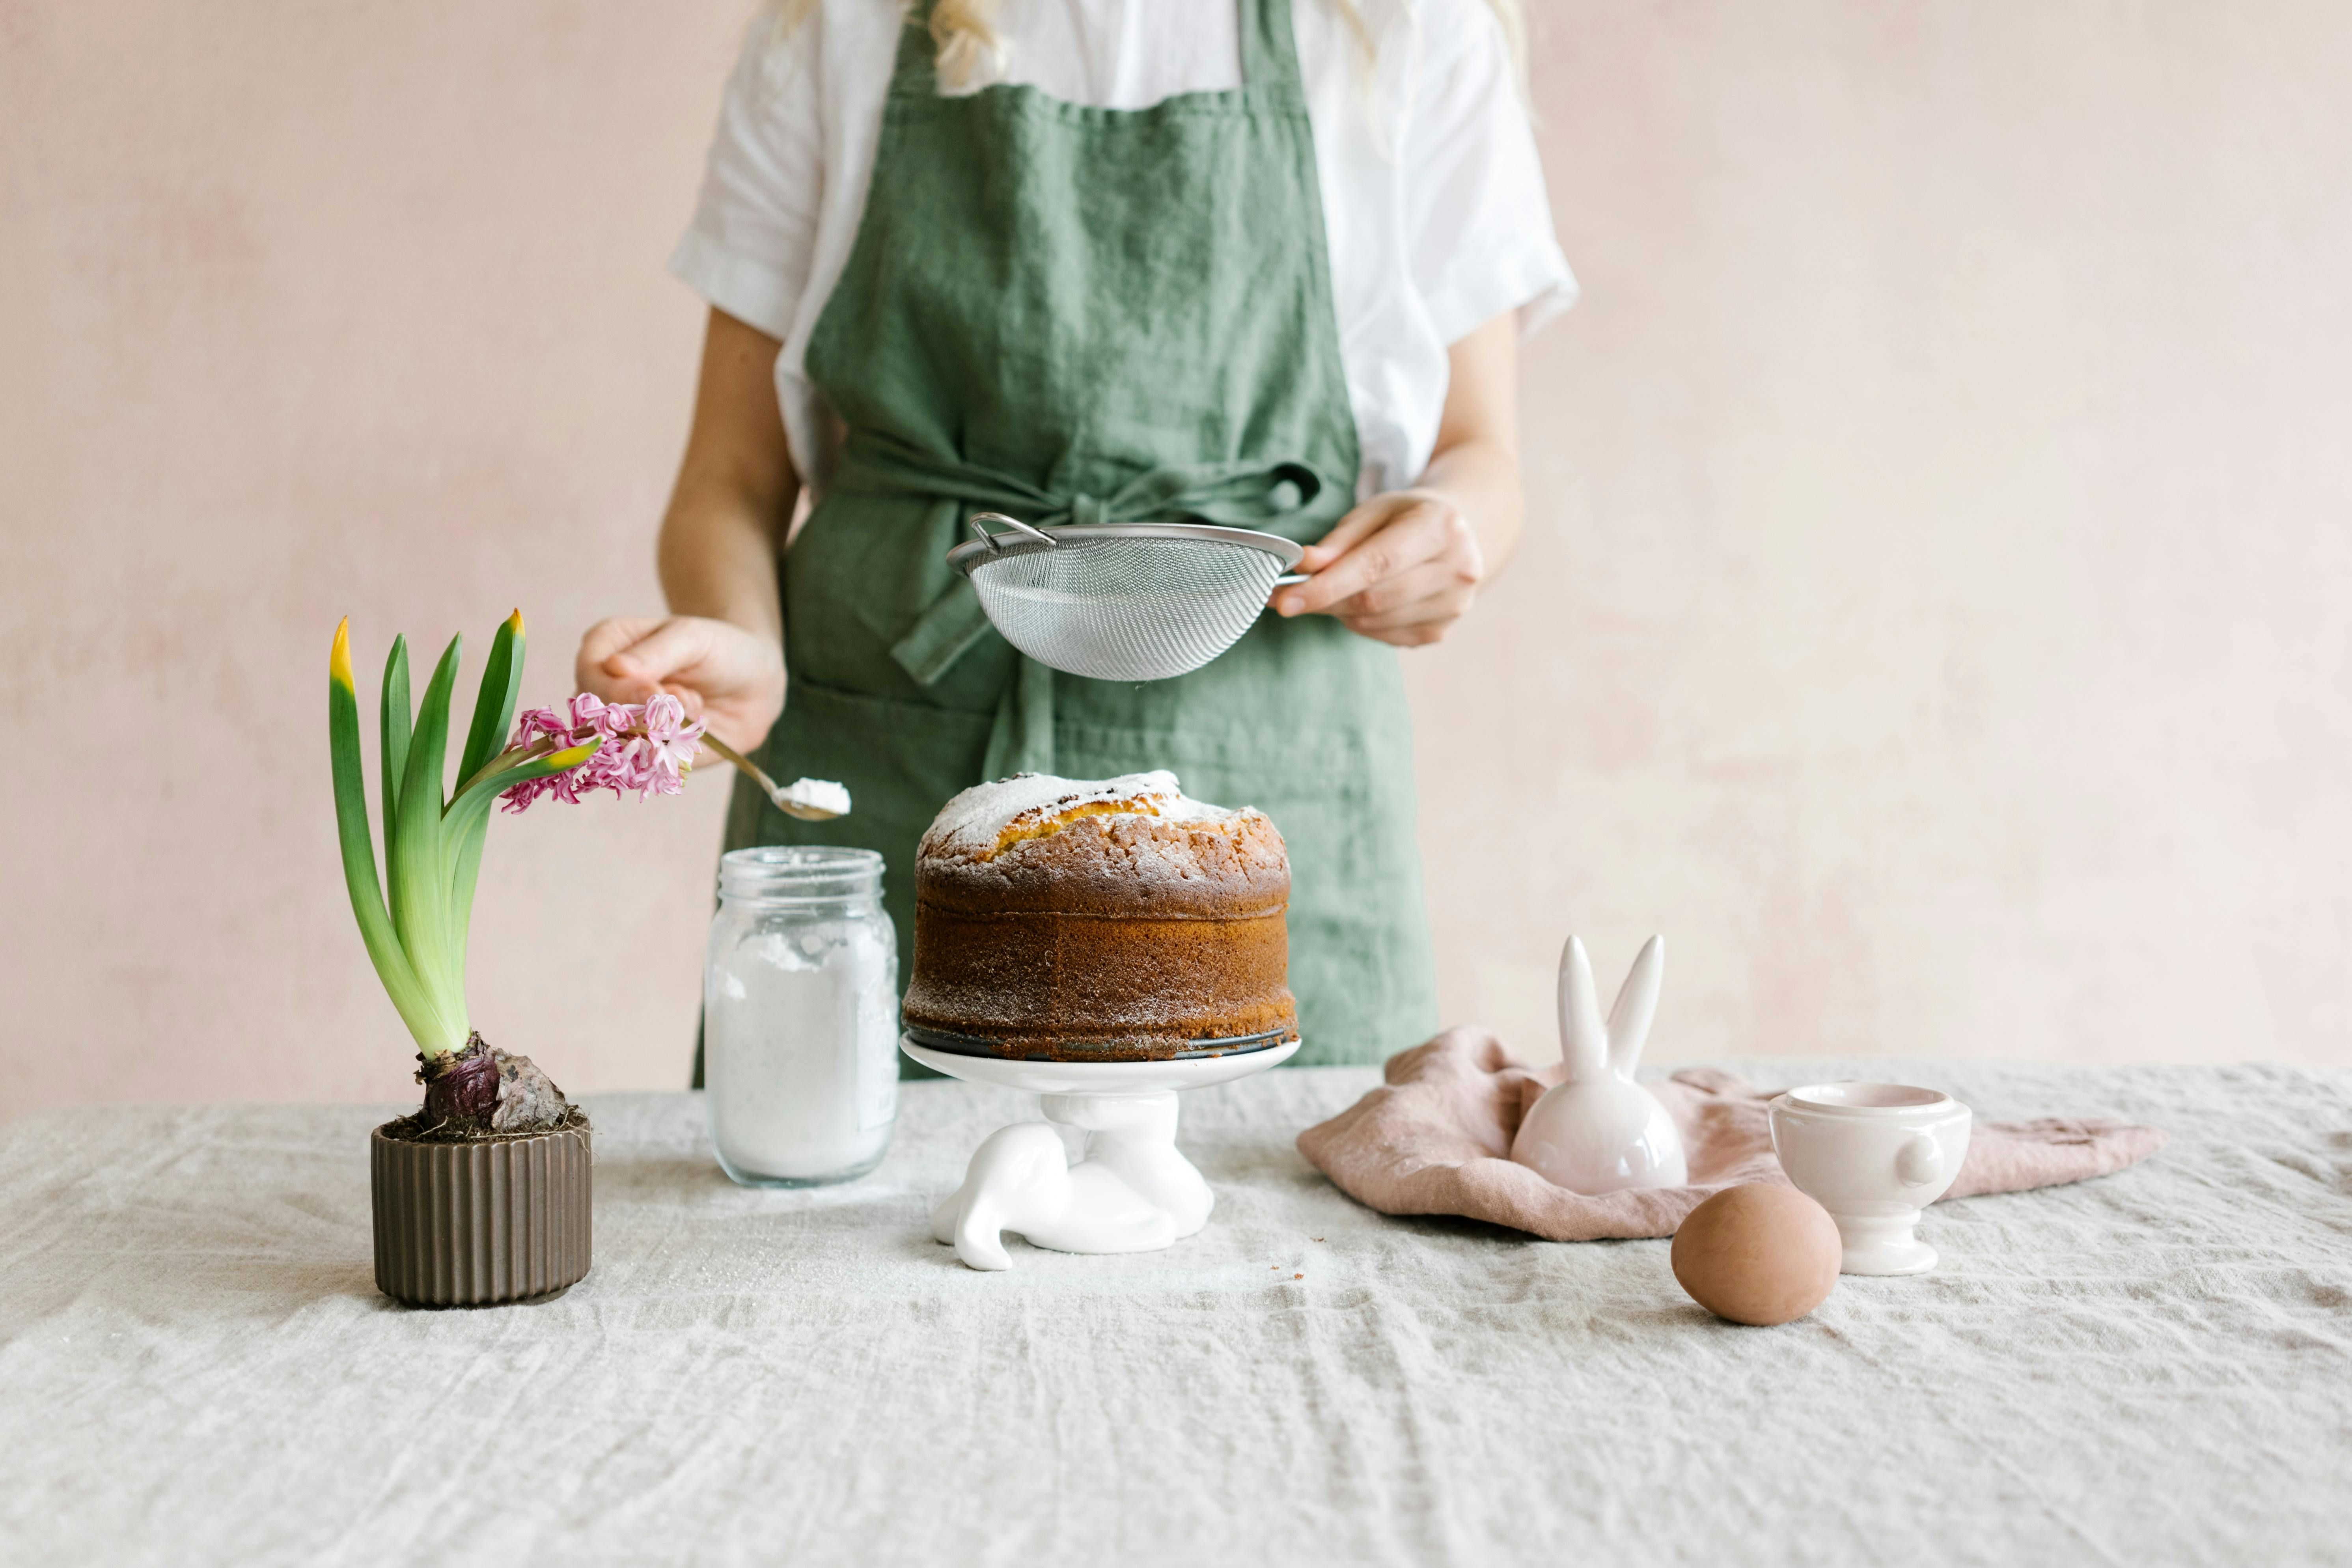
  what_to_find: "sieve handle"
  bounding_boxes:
[969,511,1056,550]
[1273,573,1310,586]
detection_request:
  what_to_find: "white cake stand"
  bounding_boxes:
[902,1037,1300,1271]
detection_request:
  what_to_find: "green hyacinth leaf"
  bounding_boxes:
[379,635,410,874]
[456,610,524,788]
[390,632,467,1051]
[329,620,452,1055]
[446,611,528,996]
[444,739,597,830]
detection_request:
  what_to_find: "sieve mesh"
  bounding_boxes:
[962,531,1293,682]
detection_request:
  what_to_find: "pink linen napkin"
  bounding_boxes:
[1295,1026,2166,1242]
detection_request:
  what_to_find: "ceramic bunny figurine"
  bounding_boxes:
[930,1091,1211,1271]
[1509,935,1689,1195]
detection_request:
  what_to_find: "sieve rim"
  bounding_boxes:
[946,521,1306,578]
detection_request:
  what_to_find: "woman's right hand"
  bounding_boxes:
[574,615,787,754]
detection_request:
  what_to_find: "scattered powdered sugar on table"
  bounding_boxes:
[921,770,1243,860]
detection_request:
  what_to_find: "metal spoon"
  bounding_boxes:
[698,734,850,822]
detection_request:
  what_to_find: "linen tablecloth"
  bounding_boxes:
[2,1061,2346,1567]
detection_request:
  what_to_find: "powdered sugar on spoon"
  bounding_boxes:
[699,734,851,822]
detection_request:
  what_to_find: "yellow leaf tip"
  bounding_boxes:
[505,608,525,635]
[330,618,354,690]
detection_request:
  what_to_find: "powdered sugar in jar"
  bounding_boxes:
[703,847,898,1186]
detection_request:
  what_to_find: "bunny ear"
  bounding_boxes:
[1558,936,1609,1080]
[1606,935,1664,1076]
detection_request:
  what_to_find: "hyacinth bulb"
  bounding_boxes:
[420,1036,502,1125]
[419,1035,573,1134]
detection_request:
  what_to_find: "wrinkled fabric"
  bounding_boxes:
[1296,1027,2168,1240]
[2,1061,2346,1567]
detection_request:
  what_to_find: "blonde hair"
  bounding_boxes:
[771,0,1529,101]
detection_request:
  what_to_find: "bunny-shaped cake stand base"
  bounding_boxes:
[1510,934,1689,1195]
[901,1038,1300,1271]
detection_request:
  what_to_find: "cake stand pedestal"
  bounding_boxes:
[901,1038,1300,1271]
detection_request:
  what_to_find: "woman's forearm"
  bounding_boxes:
[658,308,801,640]
[1272,311,1523,645]
[658,476,792,643]
[1416,311,1524,580]
[1414,433,1523,582]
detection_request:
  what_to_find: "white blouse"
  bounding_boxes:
[671,0,1576,500]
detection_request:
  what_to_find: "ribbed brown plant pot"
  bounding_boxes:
[370,1119,592,1307]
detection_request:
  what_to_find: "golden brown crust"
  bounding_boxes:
[901,908,1296,1059]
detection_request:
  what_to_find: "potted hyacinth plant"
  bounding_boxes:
[330,610,702,1306]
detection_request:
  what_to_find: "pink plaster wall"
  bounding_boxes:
[4,2,2347,1113]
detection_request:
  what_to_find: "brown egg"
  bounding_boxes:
[1671,1184,1843,1326]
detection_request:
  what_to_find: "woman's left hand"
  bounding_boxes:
[1271,489,1487,647]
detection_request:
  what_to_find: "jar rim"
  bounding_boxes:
[718,845,884,902]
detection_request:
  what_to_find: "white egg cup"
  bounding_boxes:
[903,1037,1299,1271]
[1511,935,1689,1195]
[1767,1083,1974,1275]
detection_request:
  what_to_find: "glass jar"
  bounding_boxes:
[703,846,899,1186]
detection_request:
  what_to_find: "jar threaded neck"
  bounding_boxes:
[718,846,884,903]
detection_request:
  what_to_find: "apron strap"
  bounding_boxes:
[889,0,943,98]
[838,428,1332,534]
[855,423,1335,690]
[896,0,1302,101]
[982,652,1057,780]
[890,577,997,687]
[1237,0,1306,96]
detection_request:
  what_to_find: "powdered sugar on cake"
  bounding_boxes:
[922,771,1248,862]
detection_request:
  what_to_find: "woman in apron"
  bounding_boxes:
[578,0,1574,1071]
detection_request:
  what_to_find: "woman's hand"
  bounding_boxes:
[570,309,798,754]
[1270,309,1525,648]
[1272,491,1486,647]
[575,614,787,754]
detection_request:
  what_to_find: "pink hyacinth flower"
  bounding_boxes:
[499,692,707,812]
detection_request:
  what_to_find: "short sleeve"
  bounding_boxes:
[668,15,826,343]
[1401,0,1578,344]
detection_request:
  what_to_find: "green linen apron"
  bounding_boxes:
[711,0,1438,1076]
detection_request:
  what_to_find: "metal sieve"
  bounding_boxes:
[947,512,1308,682]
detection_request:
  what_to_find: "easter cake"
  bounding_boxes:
[899,771,1298,1061]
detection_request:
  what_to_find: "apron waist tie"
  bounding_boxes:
[834,428,1340,779]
